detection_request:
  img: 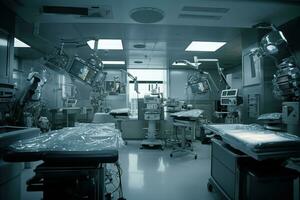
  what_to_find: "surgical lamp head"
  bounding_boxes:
[261,30,287,55]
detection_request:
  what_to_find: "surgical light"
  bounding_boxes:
[261,31,287,55]
[266,44,278,54]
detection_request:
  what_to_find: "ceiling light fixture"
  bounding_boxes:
[14,38,30,48]
[196,58,219,62]
[87,39,123,50]
[102,61,125,65]
[134,60,143,64]
[185,41,226,52]
[133,44,146,48]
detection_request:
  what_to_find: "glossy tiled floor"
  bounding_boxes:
[21,140,217,200]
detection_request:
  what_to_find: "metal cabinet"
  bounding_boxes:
[208,139,297,200]
[209,139,248,200]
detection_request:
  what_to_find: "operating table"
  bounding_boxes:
[3,123,125,200]
[204,124,300,200]
[204,124,300,160]
[170,109,206,140]
[169,109,206,159]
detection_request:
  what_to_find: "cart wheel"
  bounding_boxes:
[194,155,197,160]
[207,182,213,192]
[170,154,173,157]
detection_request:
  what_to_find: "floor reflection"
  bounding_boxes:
[128,153,144,189]
[157,157,166,172]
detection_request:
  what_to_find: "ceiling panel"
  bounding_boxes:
[6,0,299,70]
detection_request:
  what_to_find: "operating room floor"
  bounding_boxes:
[21,140,218,200]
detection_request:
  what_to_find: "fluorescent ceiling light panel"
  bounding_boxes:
[87,40,96,49]
[185,41,226,52]
[14,38,30,48]
[87,39,123,50]
[99,39,123,50]
[196,58,219,62]
[102,61,125,65]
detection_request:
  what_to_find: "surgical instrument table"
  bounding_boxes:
[169,109,205,159]
[204,124,300,200]
[3,124,125,200]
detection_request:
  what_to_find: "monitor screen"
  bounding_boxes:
[227,90,237,96]
[68,58,98,85]
[190,81,209,94]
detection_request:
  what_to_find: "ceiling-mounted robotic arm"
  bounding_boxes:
[120,69,140,94]
[250,22,300,101]
[174,60,200,70]
[175,57,231,92]
[216,61,231,89]
[10,72,42,125]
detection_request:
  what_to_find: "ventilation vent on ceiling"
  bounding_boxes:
[81,5,113,19]
[43,6,89,15]
[179,14,222,20]
[42,5,113,19]
[182,6,229,13]
[130,7,164,23]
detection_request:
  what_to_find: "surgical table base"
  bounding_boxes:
[170,119,198,159]
[27,161,105,200]
[4,150,119,200]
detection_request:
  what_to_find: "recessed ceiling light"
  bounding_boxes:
[185,41,226,52]
[133,44,146,48]
[87,39,123,50]
[14,38,30,48]
[102,61,125,65]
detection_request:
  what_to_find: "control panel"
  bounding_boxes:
[220,89,239,106]
[0,83,15,103]
[144,95,161,104]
